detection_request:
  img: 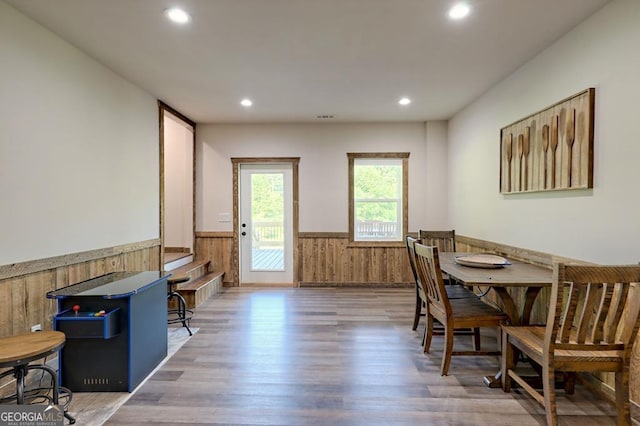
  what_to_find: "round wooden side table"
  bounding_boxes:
[0,331,76,424]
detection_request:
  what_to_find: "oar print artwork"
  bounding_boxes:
[499,88,594,194]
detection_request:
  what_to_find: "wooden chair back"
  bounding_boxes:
[413,243,451,318]
[419,230,456,252]
[502,263,640,425]
[405,236,426,301]
[547,264,640,353]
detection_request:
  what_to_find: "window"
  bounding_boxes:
[348,153,409,244]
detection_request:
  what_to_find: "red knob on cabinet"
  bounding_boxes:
[73,304,80,315]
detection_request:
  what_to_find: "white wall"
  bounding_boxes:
[0,1,159,265]
[448,0,640,264]
[197,122,449,233]
[164,113,194,250]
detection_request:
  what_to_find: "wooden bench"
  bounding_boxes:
[169,271,224,309]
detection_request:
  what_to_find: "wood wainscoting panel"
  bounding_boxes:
[194,232,234,286]
[195,232,412,287]
[0,240,161,338]
[299,233,412,285]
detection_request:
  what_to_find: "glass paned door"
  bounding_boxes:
[239,163,293,284]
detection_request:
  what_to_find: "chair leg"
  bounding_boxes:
[412,289,421,331]
[542,364,558,426]
[614,369,631,426]
[472,328,481,351]
[27,365,76,424]
[501,329,513,392]
[562,372,576,395]
[440,324,454,376]
[423,315,434,354]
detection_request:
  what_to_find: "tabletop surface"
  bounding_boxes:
[0,331,65,366]
[47,271,168,299]
[438,252,552,287]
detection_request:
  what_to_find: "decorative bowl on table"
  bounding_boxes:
[454,254,511,268]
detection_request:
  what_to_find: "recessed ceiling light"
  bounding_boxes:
[398,97,411,106]
[240,99,253,107]
[164,8,191,24]
[448,3,470,20]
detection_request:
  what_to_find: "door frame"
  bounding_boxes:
[158,101,196,268]
[231,157,300,286]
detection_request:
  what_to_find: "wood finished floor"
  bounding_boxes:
[106,287,621,425]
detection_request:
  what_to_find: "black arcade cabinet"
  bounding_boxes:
[47,271,169,392]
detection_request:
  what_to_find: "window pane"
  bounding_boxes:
[355,201,399,239]
[251,173,284,270]
[353,158,403,241]
[355,201,398,223]
[354,161,402,199]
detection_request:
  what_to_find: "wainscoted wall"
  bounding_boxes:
[298,233,411,286]
[456,234,585,325]
[195,232,234,285]
[194,232,412,287]
[193,231,566,289]
[0,239,161,338]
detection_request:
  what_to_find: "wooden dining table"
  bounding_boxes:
[438,252,553,387]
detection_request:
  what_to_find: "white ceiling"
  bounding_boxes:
[6,0,609,123]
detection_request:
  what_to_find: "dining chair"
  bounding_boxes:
[419,229,456,252]
[406,236,476,331]
[413,242,508,375]
[501,263,640,426]
[419,230,461,285]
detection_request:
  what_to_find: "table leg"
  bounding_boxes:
[482,286,544,388]
[521,287,542,326]
[491,287,518,323]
